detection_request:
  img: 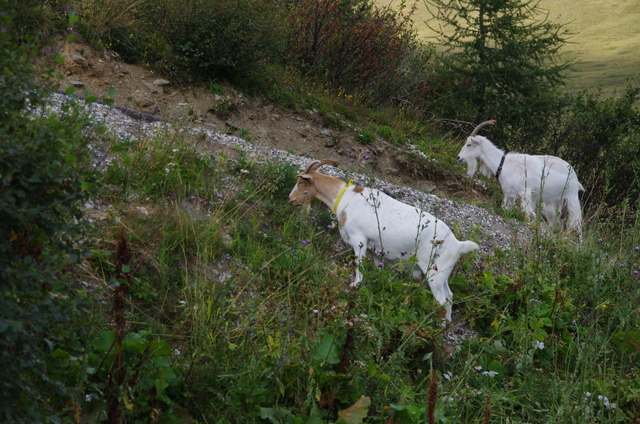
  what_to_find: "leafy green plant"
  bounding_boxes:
[356,129,376,145]
[0,13,103,420]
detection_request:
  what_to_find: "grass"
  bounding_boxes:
[385,0,640,97]
[76,114,640,423]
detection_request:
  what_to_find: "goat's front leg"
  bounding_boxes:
[349,240,368,288]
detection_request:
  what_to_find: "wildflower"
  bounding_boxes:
[443,371,452,380]
[474,366,483,371]
[597,238,604,244]
[243,266,248,271]
[634,270,639,277]
[303,191,308,194]
[310,216,316,221]
[377,262,383,268]
[190,195,196,200]
[301,240,311,246]
[534,340,545,350]
[482,371,498,378]
[635,246,640,252]
[400,251,407,256]
[327,224,335,230]
[363,155,370,160]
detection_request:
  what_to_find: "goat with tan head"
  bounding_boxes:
[289,160,479,321]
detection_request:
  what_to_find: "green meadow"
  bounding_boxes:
[386,0,640,96]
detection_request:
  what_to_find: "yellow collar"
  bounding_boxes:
[333,180,353,214]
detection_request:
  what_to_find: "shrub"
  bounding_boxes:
[543,83,640,213]
[0,13,102,420]
[145,0,287,81]
[286,0,429,104]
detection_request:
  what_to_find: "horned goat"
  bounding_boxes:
[289,159,479,321]
[457,120,584,233]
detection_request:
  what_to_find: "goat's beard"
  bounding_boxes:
[465,158,478,177]
[479,163,493,179]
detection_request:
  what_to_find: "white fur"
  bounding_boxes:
[289,160,479,321]
[458,135,584,233]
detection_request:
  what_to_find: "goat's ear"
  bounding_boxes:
[469,136,483,145]
[298,174,312,182]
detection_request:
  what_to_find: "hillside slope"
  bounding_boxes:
[386,0,640,97]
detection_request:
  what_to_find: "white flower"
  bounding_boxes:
[482,371,498,378]
[443,371,452,380]
[534,340,545,350]
[474,366,483,371]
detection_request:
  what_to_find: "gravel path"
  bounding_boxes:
[46,91,532,253]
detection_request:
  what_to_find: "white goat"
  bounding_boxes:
[458,120,584,233]
[289,159,479,321]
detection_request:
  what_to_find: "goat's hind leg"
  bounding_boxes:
[422,266,453,321]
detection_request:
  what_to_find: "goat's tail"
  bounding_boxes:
[458,240,480,256]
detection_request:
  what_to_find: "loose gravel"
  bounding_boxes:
[42,91,533,254]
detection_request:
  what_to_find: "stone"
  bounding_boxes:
[141,80,158,93]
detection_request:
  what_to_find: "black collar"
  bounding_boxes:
[495,154,506,180]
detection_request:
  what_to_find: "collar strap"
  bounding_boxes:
[495,154,506,180]
[333,180,353,214]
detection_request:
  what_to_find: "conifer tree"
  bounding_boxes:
[425,0,572,144]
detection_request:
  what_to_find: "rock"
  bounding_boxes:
[90,62,106,77]
[153,79,170,86]
[421,182,437,193]
[69,79,84,87]
[142,80,158,93]
[132,90,155,108]
[71,54,87,65]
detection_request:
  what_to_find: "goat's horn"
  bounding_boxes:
[304,159,340,173]
[470,120,496,137]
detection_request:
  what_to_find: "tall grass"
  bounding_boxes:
[77,122,640,423]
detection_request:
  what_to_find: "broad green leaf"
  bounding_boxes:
[336,396,371,424]
[314,334,341,364]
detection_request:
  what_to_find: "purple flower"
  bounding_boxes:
[377,262,383,268]
[635,246,640,252]
[359,242,365,248]
[190,195,196,200]
[597,238,604,244]
[301,240,311,246]
[243,266,248,271]
[400,251,407,256]
[327,224,334,229]
[310,216,316,221]
[634,270,639,277]
[303,191,308,194]
[363,155,370,160]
